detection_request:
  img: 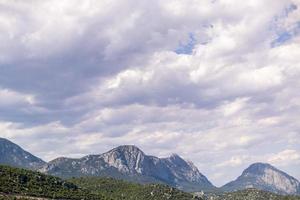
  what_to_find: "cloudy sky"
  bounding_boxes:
[1,0,300,186]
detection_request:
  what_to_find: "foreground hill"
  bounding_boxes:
[221,163,300,195]
[0,138,45,169]
[0,165,106,199]
[41,145,214,192]
[206,188,300,200]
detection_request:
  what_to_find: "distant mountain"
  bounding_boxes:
[0,137,45,169]
[221,163,300,195]
[40,145,215,192]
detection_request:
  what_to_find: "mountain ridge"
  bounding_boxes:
[221,162,300,195]
[0,137,299,195]
[40,144,215,192]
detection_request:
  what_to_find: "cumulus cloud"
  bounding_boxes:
[269,149,300,166]
[0,0,299,186]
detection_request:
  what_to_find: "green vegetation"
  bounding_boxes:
[0,165,107,199]
[205,188,300,200]
[0,196,36,200]
[69,176,201,200]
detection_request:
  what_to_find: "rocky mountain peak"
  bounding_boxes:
[222,162,300,195]
[243,162,273,174]
[169,153,183,161]
[100,145,146,174]
[110,145,145,155]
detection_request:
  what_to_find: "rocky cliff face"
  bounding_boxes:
[221,163,300,195]
[0,137,46,169]
[100,145,148,174]
[41,145,214,192]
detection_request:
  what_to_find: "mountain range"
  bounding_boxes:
[0,137,299,195]
[40,145,214,192]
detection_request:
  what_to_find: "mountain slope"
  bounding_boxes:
[0,137,45,169]
[221,163,300,195]
[41,145,214,192]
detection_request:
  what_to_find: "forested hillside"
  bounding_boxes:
[70,176,200,200]
[0,165,106,199]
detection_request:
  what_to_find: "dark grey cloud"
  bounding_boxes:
[0,0,215,124]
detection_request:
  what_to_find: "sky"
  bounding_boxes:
[0,0,300,187]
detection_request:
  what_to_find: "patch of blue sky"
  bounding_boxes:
[271,21,300,47]
[175,33,197,55]
[271,32,293,47]
[270,4,299,47]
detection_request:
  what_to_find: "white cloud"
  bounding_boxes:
[216,155,252,168]
[268,149,300,166]
[0,0,299,187]
[0,88,36,106]
[219,98,249,116]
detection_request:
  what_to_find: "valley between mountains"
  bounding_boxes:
[1,137,299,200]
